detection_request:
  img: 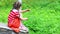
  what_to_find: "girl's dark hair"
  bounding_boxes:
[13,1,21,9]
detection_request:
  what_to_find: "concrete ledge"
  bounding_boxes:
[0,23,29,34]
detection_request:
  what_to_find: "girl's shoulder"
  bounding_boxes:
[12,9,18,12]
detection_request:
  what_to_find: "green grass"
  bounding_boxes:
[0,0,60,34]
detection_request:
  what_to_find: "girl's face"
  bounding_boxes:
[17,6,21,10]
[20,6,21,9]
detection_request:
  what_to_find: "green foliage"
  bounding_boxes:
[0,0,60,34]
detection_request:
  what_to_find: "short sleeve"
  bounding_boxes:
[14,11,19,17]
[12,9,20,17]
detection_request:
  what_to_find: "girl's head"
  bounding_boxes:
[13,1,21,10]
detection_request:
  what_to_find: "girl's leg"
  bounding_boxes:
[19,23,29,32]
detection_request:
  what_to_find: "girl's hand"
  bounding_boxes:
[21,9,30,13]
[26,9,30,12]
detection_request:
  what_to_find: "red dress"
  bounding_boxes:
[8,9,20,32]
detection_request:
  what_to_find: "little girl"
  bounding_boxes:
[8,1,29,33]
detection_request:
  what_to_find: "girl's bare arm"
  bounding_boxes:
[20,17,28,20]
[20,9,30,13]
